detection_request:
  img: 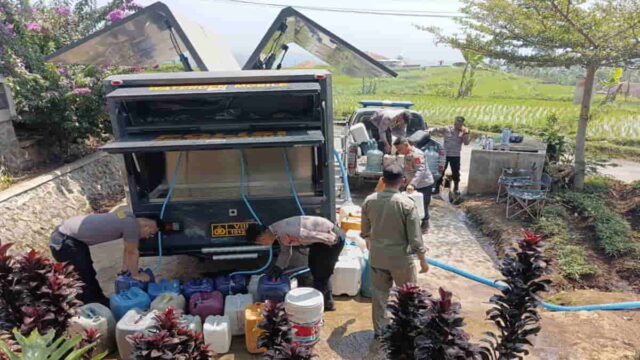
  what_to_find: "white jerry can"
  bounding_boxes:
[150,292,186,312]
[116,309,157,360]
[224,294,254,336]
[404,191,425,219]
[204,315,232,354]
[67,303,116,355]
[180,314,202,333]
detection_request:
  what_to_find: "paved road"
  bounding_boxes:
[600,159,640,183]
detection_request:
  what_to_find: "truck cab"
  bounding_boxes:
[345,100,446,189]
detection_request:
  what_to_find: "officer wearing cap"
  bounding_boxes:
[361,164,429,339]
[429,116,470,194]
[49,211,159,306]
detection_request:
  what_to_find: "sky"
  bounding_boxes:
[99,0,465,66]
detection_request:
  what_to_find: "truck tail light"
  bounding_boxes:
[110,79,123,86]
[314,74,326,80]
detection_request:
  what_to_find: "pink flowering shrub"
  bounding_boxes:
[0,0,143,160]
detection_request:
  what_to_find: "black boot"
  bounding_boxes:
[453,181,460,195]
[314,279,336,311]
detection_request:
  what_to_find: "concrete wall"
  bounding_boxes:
[467,149,545,194]
[0,152,125,253]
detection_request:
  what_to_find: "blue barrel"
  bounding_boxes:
[148,279,181,300]
[361,252,372,298]
[258,275,290,303]
[183,278,215,299]
[214,274,247,296]
[110,287,151,321]
[114,268,154,293]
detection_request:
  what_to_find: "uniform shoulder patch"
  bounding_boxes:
[116,211,127,219]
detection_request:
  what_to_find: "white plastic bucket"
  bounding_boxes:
[284,287,324,347]
[404,191,425,219]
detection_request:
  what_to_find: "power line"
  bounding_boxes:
[209,0,462,18]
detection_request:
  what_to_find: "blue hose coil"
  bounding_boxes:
[153,151,185,273]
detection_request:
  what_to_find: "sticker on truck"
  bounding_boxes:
[210,222,255,237]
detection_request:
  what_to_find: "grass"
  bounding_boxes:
[0,173,13,192]
[331,66,640,143]
[556,178,635,257]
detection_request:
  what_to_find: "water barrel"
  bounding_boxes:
[365,149,384,173]
[285,287,324,347]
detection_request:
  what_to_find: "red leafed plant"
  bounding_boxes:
[126,307,216,360]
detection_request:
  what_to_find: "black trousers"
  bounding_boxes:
[49,230,110,307]
[436,156,462,189]
[416,185,433,230]
[308,233,345,296]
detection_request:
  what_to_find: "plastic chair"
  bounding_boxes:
[496,167,535,203]
[506,173,552,220]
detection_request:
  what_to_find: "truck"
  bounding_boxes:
[45,2,395,268]
[342,100,446,190]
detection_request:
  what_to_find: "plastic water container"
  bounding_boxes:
[365,149,384,173]
[180,314,202,333]
[215,274,248,296]
[258,275,290,303]
[501,127,512,148]
[285,288,324,347]
[359,139,378,154]
[248,275,261,301]
[115,309,157,360]
[203,315,232,354]
[150,293,186,312]
[183,278,215,299]
[224,294,254,335]
[349,123,370,144]
[361,252,373,298]
[115,268,155,293]
[331,257,364,296]
[110,287,151,321]
[244,303,266,354]
[404,191,425,219]
[147,279,181,300]
[67,303,116,354]
[188,291,224,320]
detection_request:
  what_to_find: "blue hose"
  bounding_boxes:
[152,152,185,273]
[288,268,310,279]
[334,149,351,203]
[426,257,640,312]
[282,148,305,216]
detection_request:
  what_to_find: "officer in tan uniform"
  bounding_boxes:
[361,164,429,338]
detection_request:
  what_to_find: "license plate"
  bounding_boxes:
[210,222,255,238]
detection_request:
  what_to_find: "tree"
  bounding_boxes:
[457,50,484,98]
[424,0,640,189]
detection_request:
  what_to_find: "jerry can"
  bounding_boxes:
[244,303,266,354]
[258,275,290,303]
[110,287,151,321]
[203,315,232,354]
[114,268,154,293]
[180,314,202,333]
[188,291,224,320]
[361,251,373,298]
[115,309,157,360]
[183,278,215,299]
[67,303,116,354]
[150,292,186,312]
[147,279,181,300]
[215,274,248,296]
[224,293,253,335]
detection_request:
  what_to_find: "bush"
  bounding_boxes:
[0,0,142,159]
[557,191,634,257]
[0,329,106,360]
[533,216,568,237]
[584,175,614,194]
[556,245,598,281]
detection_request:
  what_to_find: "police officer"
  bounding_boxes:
[429,116,471,195]
[49,211,159,306]
[361,164,429,338]
[393,136,435,233]
[247,216,345,311]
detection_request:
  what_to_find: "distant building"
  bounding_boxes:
[364,51,420,69]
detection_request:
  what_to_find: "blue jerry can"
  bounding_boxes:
[110,287,151,321]
[114,268,155,293]
[215,274,248,296]
[148,279,181,300]
[258,275,290,303]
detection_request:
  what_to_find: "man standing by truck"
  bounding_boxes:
[429,116,470,195]
[393,136,434,233]
[361,164,429,338]
[49,211,159,306]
